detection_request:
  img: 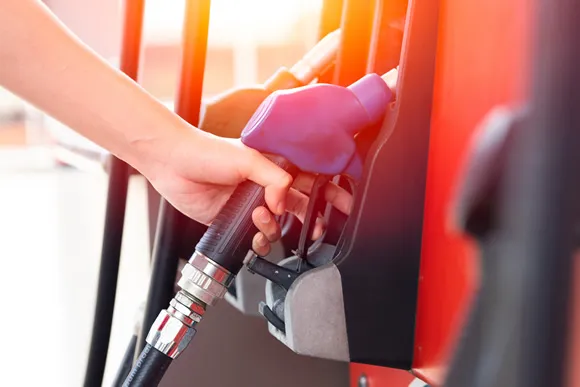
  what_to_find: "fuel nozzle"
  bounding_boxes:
[199,29,341,139]
[241,72,395,179]
[125,69,397,387]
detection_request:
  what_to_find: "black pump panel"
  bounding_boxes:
[334,0,440,368]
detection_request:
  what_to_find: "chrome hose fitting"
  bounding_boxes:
[177,251,235,306]
[146,252,234,359]
[146,290,205,359]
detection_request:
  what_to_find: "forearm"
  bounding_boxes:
[0,0,192,172]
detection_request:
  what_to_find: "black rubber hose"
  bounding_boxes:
[134,201,188,361]
[123,345,172,387]
[83,1,145,386]
[112,335,138,387]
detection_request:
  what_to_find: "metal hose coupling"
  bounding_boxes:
[177,251,235,306]
[146,251,234,359]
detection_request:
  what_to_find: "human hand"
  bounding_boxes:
[139,130,352,256]
[138,128,353,256]
[249,173,352,256]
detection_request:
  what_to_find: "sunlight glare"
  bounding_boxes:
[144,0,323,45]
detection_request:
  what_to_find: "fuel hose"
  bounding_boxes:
[122,344,172,387]
[123,156,298,387]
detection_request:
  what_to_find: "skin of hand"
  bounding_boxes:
[0,0,353,256]
[143,129,353,256]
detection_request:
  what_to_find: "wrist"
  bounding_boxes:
[121,116,199,180]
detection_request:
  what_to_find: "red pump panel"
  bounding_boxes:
[413,0,531,385]
[350,0,531,385]
[350,363,415,386]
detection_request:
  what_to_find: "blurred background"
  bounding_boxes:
[0,0,322,156]
[0,1,347,386]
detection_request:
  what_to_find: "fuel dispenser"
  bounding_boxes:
[258,0,437,370]
[83,0,580,386]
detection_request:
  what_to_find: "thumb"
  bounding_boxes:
[243,150,293,216]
